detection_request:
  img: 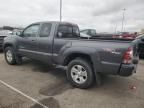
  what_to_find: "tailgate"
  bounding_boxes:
[97,40,139,74]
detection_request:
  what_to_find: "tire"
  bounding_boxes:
[4,47,22,65]
[4,47,17,65]
[67,58,95,89]
[5,47,23,65]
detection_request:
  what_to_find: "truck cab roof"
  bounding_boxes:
[31,21,78,26]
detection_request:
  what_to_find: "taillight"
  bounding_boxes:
[122,47,133,64]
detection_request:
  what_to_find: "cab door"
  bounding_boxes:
[18,24,40,58]
[36,23,53,63]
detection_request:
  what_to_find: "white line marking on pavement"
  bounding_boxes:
[0,80,49,108]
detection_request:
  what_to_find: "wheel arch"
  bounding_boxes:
[63,53,93,66]
[62,50,101,83]
[3,43,14,50]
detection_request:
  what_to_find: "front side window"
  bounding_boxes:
[40,23,51,37]
[23,24,39,37]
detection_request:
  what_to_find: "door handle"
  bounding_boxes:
[31,40,35,41]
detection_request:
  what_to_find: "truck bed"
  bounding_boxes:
[80,36,134,42]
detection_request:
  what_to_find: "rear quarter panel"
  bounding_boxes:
[64,40,132,74]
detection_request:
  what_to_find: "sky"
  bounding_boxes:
[0,0,144,33]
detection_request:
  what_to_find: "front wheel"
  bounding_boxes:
[67,58,95,89]
[4,47,17,65]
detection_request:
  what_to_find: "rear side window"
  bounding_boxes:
[57,25,73,38]
[40,23,51,37]
[57,25,79,38]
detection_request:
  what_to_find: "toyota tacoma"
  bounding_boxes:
[3,21,139,88]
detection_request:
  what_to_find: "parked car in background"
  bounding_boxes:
[12,29,23,35]
[0,30,12,35]
[3,21,139,88]
[81,29,96,37]
[80,33,91,38]
[80,29,113,38]
[113,32,137,39]
[0,35,6,51]
[0,30,12,50]
[135,34,144,58]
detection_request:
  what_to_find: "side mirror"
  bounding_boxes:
[16,31,22,36]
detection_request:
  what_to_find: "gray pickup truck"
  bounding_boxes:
[3,21,139,88]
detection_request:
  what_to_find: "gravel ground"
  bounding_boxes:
[0,53,144,108]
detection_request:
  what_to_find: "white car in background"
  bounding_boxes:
[80,33,91,39]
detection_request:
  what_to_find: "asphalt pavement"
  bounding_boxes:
[0,53,144,108]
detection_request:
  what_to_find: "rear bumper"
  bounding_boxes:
[119,64,137,76]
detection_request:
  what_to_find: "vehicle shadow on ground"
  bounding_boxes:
[22,58,74,97]
[0,50,3,53]
[21,58,144,99]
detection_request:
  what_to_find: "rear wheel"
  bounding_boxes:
[67,58,95,89]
